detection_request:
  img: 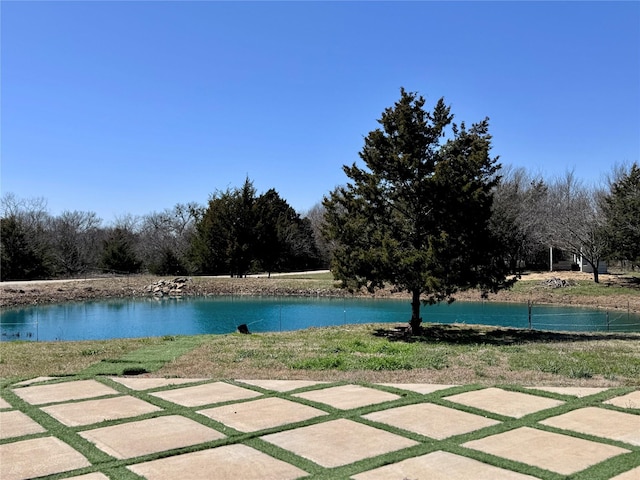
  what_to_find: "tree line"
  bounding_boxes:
[2,92,638,291]
[489,163,640,283]
[0,182,327,281]
[1,164,638,284]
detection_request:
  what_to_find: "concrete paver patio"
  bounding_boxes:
[0,436,91,480]
[236,379,327,392]
[198,396,327,432]
[0,410,46,440]
[351,450,539,480]
[292,384,400,410]
[363,402,500,439]
[149,381,262,407]
[526,386,610,398]
[379,382,458,394]
[12,379,119,405]
[127,444,308,480]
[65,474,110,480]
[462,426,631,476]
[79,415,226,459]
[444,387,565,418]
[540,406,640,446]
[41,395,162,427]
[261,418,419,468]
[1,378,638,480]
[605,390,640,409]
[109,377,205,391]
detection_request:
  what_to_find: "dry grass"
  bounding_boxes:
[0,338,159,379]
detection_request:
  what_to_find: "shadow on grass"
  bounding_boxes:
[373,323,640,346]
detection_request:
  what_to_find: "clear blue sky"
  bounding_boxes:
[2,1,639,224]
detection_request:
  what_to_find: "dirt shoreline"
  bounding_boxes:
[1,271,638,314]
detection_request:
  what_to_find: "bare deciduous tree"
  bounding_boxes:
[547,172,607,283]
[139,203,200,275]
[491,167,549,274]
[304,202,332,268]
[1,193,54,280]
[50,211,102,275]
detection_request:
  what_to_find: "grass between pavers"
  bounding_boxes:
[3,377,638,480]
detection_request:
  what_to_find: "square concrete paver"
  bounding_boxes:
[13,376,57,387]
[526,386,609,398]
[352,450,539,480]
[363,402,500,439]
[150,381,261,407]
[65,474,110,480]
[463,426,630,476]
[128,444,307,480]
[378,383,458,395]
[79,415,225,459]
[0,397,13,409]
[540,407,640,446]
[12,379,119,405]
[0,436,90,480]
[610,466,640,480]
[236,379,327,392]
[605,390,640,409]
[198,397,327,432]
[261,418,418,468]
[0,410,46,439]
[110,377,205,391]
[444,387,564,418]
[293,384,399,410]
[41,395,162,427]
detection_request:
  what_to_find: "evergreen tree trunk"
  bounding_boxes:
[410,289,422,334]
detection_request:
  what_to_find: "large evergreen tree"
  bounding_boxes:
[0,215,53,280]
[323,89,512,333]
[255,189,320,275]
[190,178,257,277]
[0,194,54,280]
[191,188,242,276]
[191,179,320,276]
[604,163,640,267]
[100,227,142,274]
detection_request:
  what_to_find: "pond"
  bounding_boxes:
[2,296,639,341]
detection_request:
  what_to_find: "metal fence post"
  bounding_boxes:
[528,300,532,330]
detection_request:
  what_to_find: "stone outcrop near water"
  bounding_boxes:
[542,277,574,289]
[145,278,190,297]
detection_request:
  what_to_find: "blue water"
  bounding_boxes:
[1,296,638,341]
